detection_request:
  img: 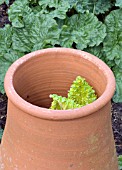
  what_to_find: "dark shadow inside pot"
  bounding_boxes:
[13,50,107,108]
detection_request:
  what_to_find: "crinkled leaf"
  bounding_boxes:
[60,13,106,49]
[29,0,39,6]
[115,0,122,8]
[84,45,104,59]
[4,50,24,63]
[0,25,12,93]
[39,0,70,19]
[0,25,12,54]
[0,129,3,141]
[113,67,122,103]
[68,76,97,106]
[5,0,9,5]
[67,0,112,15]
[103,9,122,69]
[12,14,60,52]
[118,156,122,170]
[8,0,32,28]
[50,94,81,110]
[0,0,9,5]
[0,0,5,5]
[84,45,115,67]
[0,50,24,93]
[0,57,11,93]
[50,76,97,110]
[67,0,78,7]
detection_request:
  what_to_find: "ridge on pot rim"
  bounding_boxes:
[4,48,116,120]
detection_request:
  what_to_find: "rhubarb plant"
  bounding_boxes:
[0,0,122,102]
[50,76,97,110]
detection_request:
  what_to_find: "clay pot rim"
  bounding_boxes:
[4,48,115,120]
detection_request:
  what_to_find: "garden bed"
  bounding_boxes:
[0,0,122,169]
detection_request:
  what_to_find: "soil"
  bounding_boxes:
[0,3,10,28]
[0,0,122,157]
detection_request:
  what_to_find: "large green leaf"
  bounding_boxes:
[0,50,24,93]
[60,12,106,49]
[39,0,70,19]
[67,0,112,15]
[118,155,122,170]
[0,0,5,5]
[84,45,116,67]
[113,67,122,103]
[103,9,122,69]
[0,0,9,5]
[0,129,3,141]
[115,0,122,8]
[8,0,32,28]
[0,24,24,93]
[0,25,12,93]
[0,25,12,54]
[84,45,104,59]
[12,13,60,52]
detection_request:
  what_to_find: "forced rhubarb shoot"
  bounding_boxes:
[49,76,97,110]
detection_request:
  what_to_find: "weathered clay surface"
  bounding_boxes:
[0,48,118,169]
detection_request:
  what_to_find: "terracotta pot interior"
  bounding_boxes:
[13,51,107,108]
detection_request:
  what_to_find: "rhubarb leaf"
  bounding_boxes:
[68,76,97,106]
[39,0,70,19]
[0,50,24,93]
[75,0,112,14]
[60,13,106,49]
[115,0,122,8]
[50,94,81,110]
[50,76,97,110]
[8,0,32,28]
[12,13,60,52]
[113,67,122,103]
[0,25,12,54]
[103,9,122,69]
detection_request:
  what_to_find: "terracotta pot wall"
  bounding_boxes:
[0,48,118,170]
[13,51,106,108]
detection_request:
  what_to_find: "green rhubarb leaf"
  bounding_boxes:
[113,67,122,103]
[0,129,3,141]
[74,0,112,15]
[84,45,104,60]
[0,50,24,93]
[0,0,4,5]
[118,155,122,170]
[29,0,39,6]
[103,9,122,69]
[0,0,9,5]
[0,25,12,54]
[12,13,60,52]
[5,0,9,5]
[8,0,32,28]
[84,45,116,68]
[39,0,70,19]
[50,94,81,110]
[0,24,24,93]
[60,13,106,49]
[115,0,122,8]
[0,25,12,93]
[0,58,10,93]
[68,76,97,106]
